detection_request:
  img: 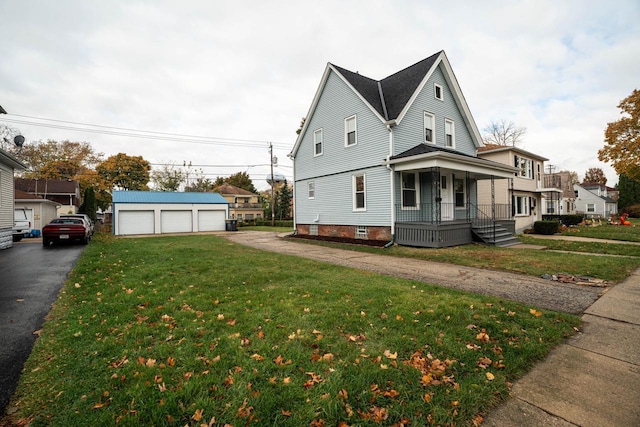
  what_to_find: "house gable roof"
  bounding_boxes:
[290,50,483,157]
[112,191,228,204]
[216,183,257,197]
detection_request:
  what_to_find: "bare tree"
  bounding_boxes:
[482,120,527,147]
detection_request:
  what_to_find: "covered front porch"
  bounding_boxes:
[387,145,519,248]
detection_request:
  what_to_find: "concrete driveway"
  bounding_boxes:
[0,238,85,414]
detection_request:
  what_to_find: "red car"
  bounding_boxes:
[42,218,91,246]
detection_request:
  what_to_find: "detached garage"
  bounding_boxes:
[112,191,229,236]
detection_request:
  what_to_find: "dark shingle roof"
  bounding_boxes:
[332,51,442,121]
[390,143,477,160]
[15,178,79,194]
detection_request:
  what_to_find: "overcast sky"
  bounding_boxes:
[1,0,638,190]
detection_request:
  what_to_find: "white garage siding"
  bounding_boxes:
[118,210,155,235]
[161,210,193,233]
[112,191,229,236]
[198,210,226,231]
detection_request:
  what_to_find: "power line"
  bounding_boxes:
[148,162,292,168]
[0,115,292,149]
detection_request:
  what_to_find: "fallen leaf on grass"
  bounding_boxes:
[383,349,398,359]
[486,372,495,381]
[477,357,492,369]
[529,308,543,317]
[192,408,203,421]
[476,330,490,342]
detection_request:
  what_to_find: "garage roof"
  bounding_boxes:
[113,191,228,204]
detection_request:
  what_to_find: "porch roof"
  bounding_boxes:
[386,144,518,179]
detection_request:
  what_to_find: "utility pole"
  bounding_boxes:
[269,142,275,227]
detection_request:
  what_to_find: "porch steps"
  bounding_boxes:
[471,223,520,247]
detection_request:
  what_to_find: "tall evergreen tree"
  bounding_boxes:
[617,174,640,211]
[78,187,97,222]
[276,179,292,220]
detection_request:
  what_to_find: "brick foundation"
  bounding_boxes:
[296,224,391,242]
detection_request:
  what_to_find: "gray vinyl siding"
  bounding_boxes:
[394,171,478,214]
[393,64,476,157]
[295,166,391,226]
[294,70,389,182]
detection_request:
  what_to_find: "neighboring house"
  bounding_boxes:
[574,183,618,218]
[112,191,229,236]
[0,148,26,249]
[289,50,520,248]
[477,145,556,232]
[15,178,81,215]
[14,189,59,234]
[216,183,263,222]
[541,171,577,216]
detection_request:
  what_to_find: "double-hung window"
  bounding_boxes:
[308,181,315,199]
[514,155,533,179]
[454,178,465,208]
[313,129,323,156]
[345,115,357,147]
[353,174,366,211]
[587,204,595,213]
[515,195,530,216]
[445,119,455,148]
[401,172,418,208]
[424,112,435,144]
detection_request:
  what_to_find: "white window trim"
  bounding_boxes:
[401,172,420,210]
[514,195,530,216]
[345,115,357,147]
[313,128,323,157]
[424,112,435,145]
[445,118,455,149]
[434,83,443,101]
[308,181,315,199]
[586,203,596,213]
[352,173,366,211]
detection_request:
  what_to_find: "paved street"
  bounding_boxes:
[0,239,85,413]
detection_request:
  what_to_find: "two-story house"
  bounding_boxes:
[290,51,520,248]
[574,182,618,218]
[541,170,577,216]
[216,183,263,222]
[477,145,561,232]
[14,178,81,215]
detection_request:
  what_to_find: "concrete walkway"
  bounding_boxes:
[222,231,640,427]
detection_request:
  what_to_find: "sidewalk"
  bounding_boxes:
[484,268,640,426]
[223,231,640,426]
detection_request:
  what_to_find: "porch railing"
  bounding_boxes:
[395,203,511,224]
[396,203,457,223]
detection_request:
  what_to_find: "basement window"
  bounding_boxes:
[355,226,368,239]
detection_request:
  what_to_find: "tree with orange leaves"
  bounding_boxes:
[598,89,640,182]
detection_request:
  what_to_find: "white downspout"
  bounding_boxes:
[385,121,396,238]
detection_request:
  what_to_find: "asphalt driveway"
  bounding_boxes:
[0,239,85,414]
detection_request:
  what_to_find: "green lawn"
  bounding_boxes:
[287,237,640,283]
[8,234,579,426]
[561,218,640,242]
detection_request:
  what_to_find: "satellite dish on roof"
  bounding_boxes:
[14,135,25,147]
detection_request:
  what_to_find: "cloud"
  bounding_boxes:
[1,0,639,188]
